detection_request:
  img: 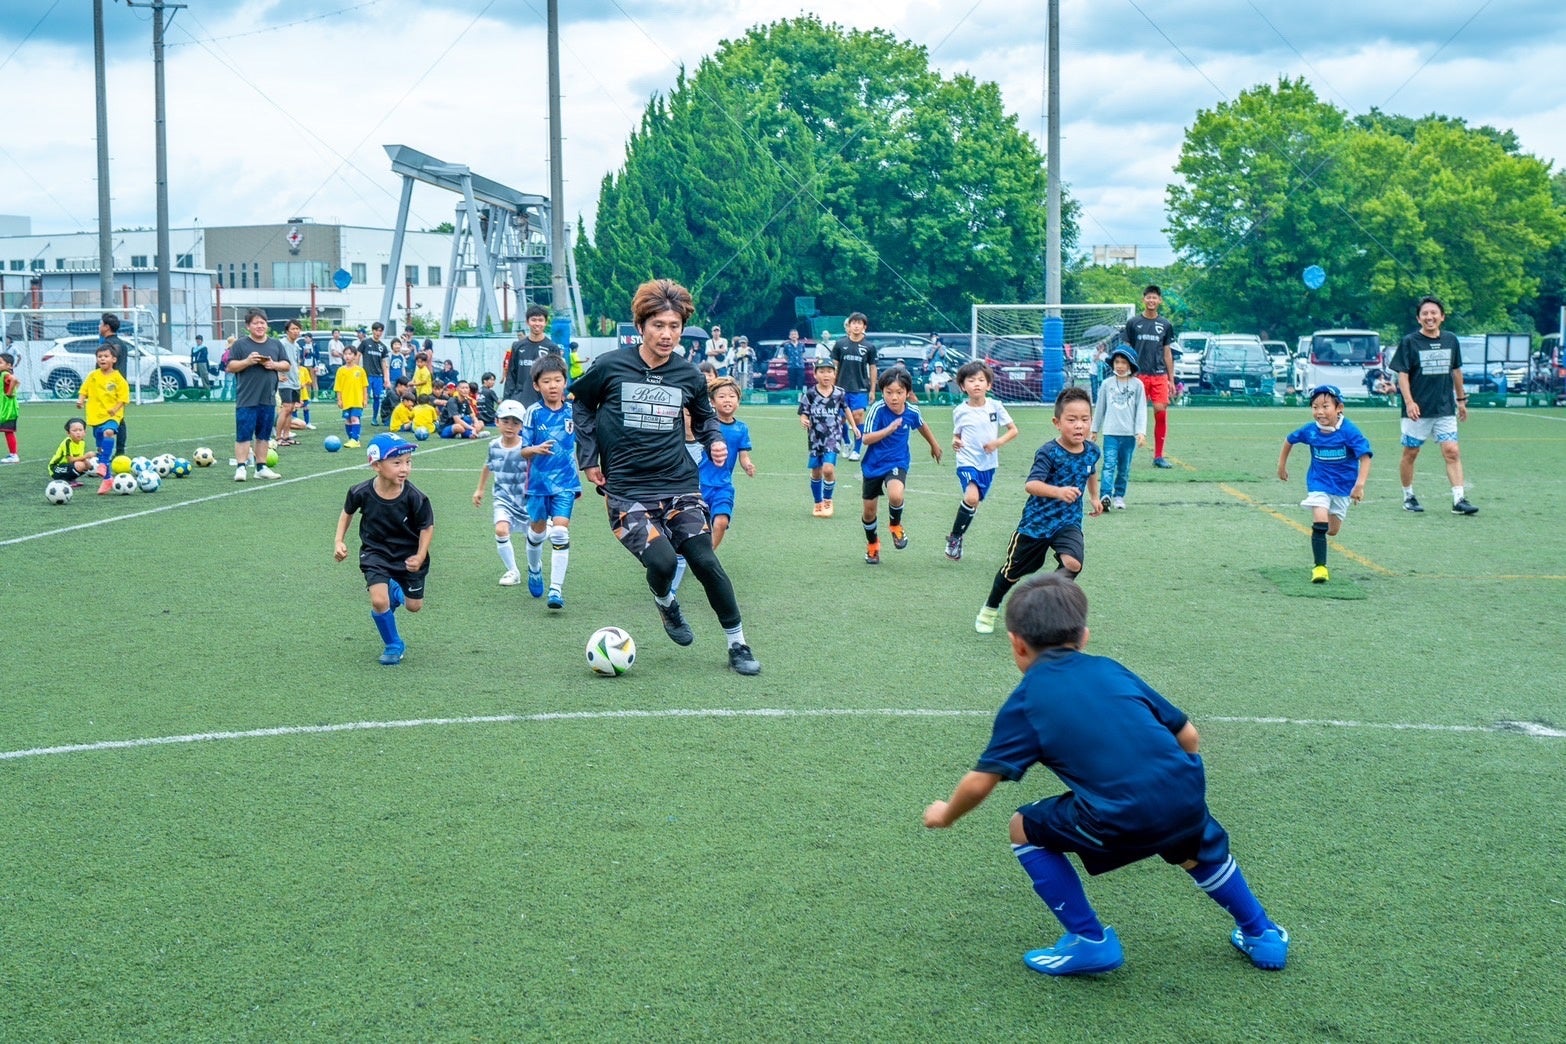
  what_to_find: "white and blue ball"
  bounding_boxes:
[153,453,176,476]
[171,458,192,477]
[136,469,162,492]
[413,426,431,442]
[130,455,153,474]
[586,626,636,676]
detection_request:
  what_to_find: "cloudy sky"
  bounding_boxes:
[3,0,1562,268]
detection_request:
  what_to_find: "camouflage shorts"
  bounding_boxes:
[605,492,711,560]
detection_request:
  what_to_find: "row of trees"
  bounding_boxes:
[576,28,1562,343]
[575,17,1073,335]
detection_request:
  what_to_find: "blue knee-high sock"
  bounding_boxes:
[387,578,405,609]
[372,608,401,647]
[1014,844,1103,939]
[1188,856,1271,936]
[823,479,835,502]
[811,478,823,502]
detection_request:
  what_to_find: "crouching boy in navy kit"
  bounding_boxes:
[926,573,1289,976]
[334,433,434,665]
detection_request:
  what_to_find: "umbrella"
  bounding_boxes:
[1081,323,1120,342]
[681,326,710,341]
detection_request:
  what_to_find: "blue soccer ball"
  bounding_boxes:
[413,426,431,441]
[323,435,343,453]
[171,458,192,477]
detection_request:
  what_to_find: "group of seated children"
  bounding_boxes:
[388,372,498,439]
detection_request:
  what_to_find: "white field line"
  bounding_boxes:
[1,707,1559,762]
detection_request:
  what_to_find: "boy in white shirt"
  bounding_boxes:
[946,361,1019,561]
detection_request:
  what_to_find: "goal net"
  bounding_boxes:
[0,305,198,405]
[969,303,1134,404]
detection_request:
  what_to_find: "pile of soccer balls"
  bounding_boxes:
[586,626,636,676]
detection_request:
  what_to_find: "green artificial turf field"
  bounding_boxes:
[2,400,1563,1041]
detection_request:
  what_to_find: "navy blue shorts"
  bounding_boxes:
[1019,795,1230,876]
[235,404,276,443]
[861,467,908,500]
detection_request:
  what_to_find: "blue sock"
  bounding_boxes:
[387,578,405,609]
[1014,844,1103,939]
[823,480,835,502]
[371,608,400,647]
[1188,856,1271,936]
[853,435,864,454]
[811,478,823,502]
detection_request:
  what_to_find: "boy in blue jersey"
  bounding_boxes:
[698,377,755,549]
[1277,384,1372,583]
[473,398,531,587]
[520,355,582,608]
[975,387,1100,634]
[926,572,1288,976]
[860,367,943,564]
[334,433,434,666]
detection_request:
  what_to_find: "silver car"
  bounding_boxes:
[35,336,202,400]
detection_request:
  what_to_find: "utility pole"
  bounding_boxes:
[546,0,571,331]
[1045,0,1061,310]
[127,0,186,353]
[94,0,113,308]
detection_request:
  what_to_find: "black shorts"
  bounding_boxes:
[996,527,1085,581]
[861,467,908,500]
[1019,796,1231,876]
[359,551,429,599]
[278,388,300,405]
[0,419,15,432]
[605,491,710,560]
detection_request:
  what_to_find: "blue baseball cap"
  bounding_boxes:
[1310,384,1343,403]
[366,432,415,463]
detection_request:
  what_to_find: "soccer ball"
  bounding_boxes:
[413,426,431,441]
[265,448,279,467]
[171,458,191,477]
[130,455,153,474]
[111,472,138,495]
[136,469,161,493]
[586,626,636,676]
[110,454,133,475]
[193,446,215,467]
[153,453,176,476]
[323,435,343,452]
[45,480,73,505]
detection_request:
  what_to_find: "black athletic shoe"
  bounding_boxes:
[1452,498,1479,515]
[1153,456,1173,469]
[1403,494,1424,513]
[656,598,695,646]
[728,644,761,675]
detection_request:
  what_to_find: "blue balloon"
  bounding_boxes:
[1303,265,1326,290]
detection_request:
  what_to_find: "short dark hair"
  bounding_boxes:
[194,334,204,342]
[1004,573,1088,651]
[1053,385,1091,417]
[95,343,119,360]
[481,371,495,381]
[877,367,913,392]
[371,321,384,332]
[66,416,86,431]
[1142,285,1162,297]
[1417,295,1445,316]
[525,305,549,321]
[531,354,568,383]
[955,360,993,385]
[0,352,14,366]
[245,308,269,324]
[101,312,120,333]
[847,311,868,326]
[285,318,302,331]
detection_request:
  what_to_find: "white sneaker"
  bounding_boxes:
[228,457,239,467]
[256,465,282,479]
[305,423,317,430]
[0,453,18,464]
[267,438,278,448]
[847,450,861,461]
[1112,496,1125,510]
[234,465,248,482]
[498,569,522,587]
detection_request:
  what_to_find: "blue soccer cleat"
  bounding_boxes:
[1023,927,1124,976]
[1231,925,1289,970]
[547,587,564,610]
[378,641,405,666]
[527,568,544,598]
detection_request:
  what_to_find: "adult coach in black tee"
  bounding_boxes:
[1389,295,1477,515]
[572,278,760,675]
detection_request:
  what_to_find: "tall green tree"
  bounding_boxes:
[576,17,1070,334]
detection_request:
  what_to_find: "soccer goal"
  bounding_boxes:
[969,303,1134,404]
[0,305,202,405]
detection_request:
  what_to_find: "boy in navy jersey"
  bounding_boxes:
[859,367,942,564]
[1277,385,1372,583]
[334,433,434,665]
[926,573,1288,976]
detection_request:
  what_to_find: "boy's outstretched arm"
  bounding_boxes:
[924,770,1002,828]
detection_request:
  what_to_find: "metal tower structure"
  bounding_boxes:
[381,145,573,337]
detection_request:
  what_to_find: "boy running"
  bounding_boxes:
[946,361,1018,561]
[1277,384,1372,583]
[75,344,129,495]
[521,355,581,608]
[698,376,755,549]
[473,398,530,587]
[799,358,858,517]
[860,367,943,565]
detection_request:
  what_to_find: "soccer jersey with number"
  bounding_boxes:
[860,400,924,478]
[1017,439,1100,538]
[522,400,581,496]
[952,397,1014,470]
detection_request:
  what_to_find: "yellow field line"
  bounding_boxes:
[1218,483,1396,576]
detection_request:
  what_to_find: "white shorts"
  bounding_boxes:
[1400,415,1458,447]
[493,501,527,528]
[1301,491,1351,520]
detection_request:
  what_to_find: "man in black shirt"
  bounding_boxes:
[1390,296,1477,515]
[358,322,390,426]
[832,311,878,460]
[1122,286,1176,468]
[503,305,561,406]
[100,312,131,456]
[572,278,760,675]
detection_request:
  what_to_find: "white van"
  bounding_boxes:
[1294,329,1382,398]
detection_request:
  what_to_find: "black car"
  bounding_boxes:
[1200,338,1273,396]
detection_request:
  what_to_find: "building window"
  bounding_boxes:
[131,255,148,268]
[30,259,44,271]
[9,259,24,271]
[270,261,331,289]
[404,264,419,286]
[380,264,389,285]
[351,262,367,285]
[55,258,66,269]
[427,266,441,287]
[176,253,193,268]
[456,269,469,287]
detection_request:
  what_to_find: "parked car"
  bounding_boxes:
[1200,337,1274,396]
[760,339,817,390]
[1173,330,1214,386]
[35,335,201,400]
[762,332,952,392]
[978,335,1044,401]
[1261,340,1292,379]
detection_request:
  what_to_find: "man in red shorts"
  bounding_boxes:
[1123,285,1176,468]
